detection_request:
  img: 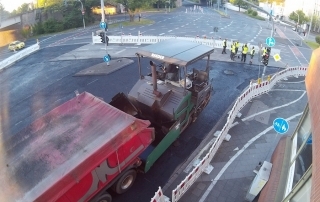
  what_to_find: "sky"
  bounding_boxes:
[1,0,33,12]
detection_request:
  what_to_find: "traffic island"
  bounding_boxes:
[74,58,134,76]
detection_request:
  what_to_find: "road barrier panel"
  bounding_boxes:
[150,187,170,202]
[0,43,40,71]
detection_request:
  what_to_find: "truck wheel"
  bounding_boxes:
[113,169,137,194]
[96,193,112,202]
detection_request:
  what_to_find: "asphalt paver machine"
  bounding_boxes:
[111,39,214,172]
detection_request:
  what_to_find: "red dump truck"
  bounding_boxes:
[0,92,154,202]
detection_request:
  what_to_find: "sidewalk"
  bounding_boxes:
[162,66,307,201]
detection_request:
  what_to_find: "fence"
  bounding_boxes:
[92,34,281,56]
[150,66,308,202]
[0,43,40,71]
[150,187,170,202]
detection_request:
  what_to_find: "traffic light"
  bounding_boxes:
[99,32,105,43]
[99,32,109,46]
[262,47,271,66]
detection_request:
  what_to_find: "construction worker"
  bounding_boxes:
[241,44,248,63]
[235,41,240,58]
[249,46,255,65]
[230,42,236,61]
[222,39,227,54]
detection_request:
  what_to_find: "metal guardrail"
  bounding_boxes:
[150,66,307,202]
[92,34,281,56]
[0,43,40,71]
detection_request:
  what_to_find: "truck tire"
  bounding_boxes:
[96,193,112,202]
[113,169,137,194]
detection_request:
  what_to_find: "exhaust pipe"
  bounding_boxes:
[150,61,161,97]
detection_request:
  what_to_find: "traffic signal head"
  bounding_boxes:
[99,32,105,43]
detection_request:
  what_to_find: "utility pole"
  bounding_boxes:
[78,0,85,29]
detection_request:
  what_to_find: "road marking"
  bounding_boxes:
[159,33,165,35]
[115,49,126,54]
[87,79,98,85]
[129,28,136,30]
[199,112,303,202]
[78,49,88,50]
[241,90,306,122]
[125,46,138,49]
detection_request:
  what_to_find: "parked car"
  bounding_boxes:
[8,41,25,51]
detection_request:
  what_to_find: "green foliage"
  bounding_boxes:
[247,8,253,14]
[32,22,45,35]
[43,18,61,33]
[316,36,320,45]
[21,27,32,38]
[289,10,309,24]
[252,10,257,16]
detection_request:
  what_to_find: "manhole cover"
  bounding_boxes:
[224,70,234,75]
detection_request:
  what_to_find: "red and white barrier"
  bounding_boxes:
[150,187,170,202]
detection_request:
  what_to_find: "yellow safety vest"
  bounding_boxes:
[251,49,255,55]
[243,46,248,54]
[236,42,240,48]
[231,44,236,53]
[223,40,226,46]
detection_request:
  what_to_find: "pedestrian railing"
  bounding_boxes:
[92,34,281,56]
[0,42,40,71]
[150,66,307,202]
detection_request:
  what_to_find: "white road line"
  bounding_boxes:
[159,33,165,35]
[168,30,172,32]
[199,112,303,202]
[78,49,88,51]
[241,90,306,122]
[87,79,98,85]
[115,49,126,54]
[125,47,138,49]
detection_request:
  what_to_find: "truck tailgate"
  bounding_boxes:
[0,92,151,202]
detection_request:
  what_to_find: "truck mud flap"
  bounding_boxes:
[109,92,139,116]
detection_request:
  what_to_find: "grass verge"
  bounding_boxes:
[244,12,265,21]
[304,40,319,50]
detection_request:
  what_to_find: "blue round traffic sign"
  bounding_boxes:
[103,54,111,62]
[273,118,289,134]
[266,37,275,47]
[100,22,107,29]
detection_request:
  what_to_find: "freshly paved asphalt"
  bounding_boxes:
[0,2,314,202]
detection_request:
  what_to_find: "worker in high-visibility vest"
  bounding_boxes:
[222,39,227,54]
[230,42,236,61]
[235,41,240,58]
[249,46,255,65]
[241,44,248,63]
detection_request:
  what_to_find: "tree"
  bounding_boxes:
[230,0,248,12]
[289,10,309,24]
[116,0,149,21]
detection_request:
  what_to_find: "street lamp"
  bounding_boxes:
[78,0,85,29]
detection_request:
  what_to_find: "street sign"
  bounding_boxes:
[273,118,289,134]
[273,53,281,61]
[103,54,111,63]
[266,37,275,47]
[100,22,107,29]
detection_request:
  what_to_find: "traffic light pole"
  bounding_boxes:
[242,0,275,80]
[101,0,109,66]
